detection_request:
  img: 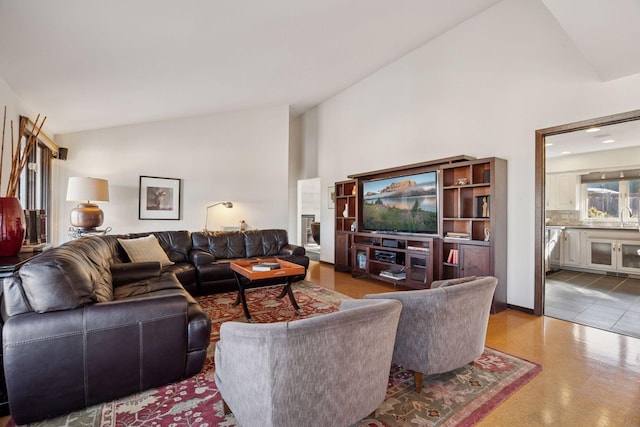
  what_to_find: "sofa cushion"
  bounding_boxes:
[192,231,246,260]
[244,229,288,258]
[118,235,174,267]
[19,251,102,313]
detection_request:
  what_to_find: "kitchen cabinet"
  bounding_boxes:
[561,228,582,267]
[545,227,563,272]
[587,237,640,274]
[546,173,578,210]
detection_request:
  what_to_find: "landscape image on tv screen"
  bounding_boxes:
[362,171,438,234]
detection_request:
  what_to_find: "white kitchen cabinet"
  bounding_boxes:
[546,173,577,210]
[545,227,563,271]
[587,237,640,274]
[562,229,582,267]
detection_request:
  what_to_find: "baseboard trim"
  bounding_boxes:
[507,304,536,315]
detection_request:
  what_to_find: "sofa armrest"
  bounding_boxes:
[189,249,216,266]
[110,262,162,287]
[279,244,306,256]
[3,295,190,424]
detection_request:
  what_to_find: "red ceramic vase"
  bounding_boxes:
[0,197,25,256]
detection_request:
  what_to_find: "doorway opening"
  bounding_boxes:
[297,177,321,261]
[535,109,640,338]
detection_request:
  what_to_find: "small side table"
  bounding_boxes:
[0,251,43,416]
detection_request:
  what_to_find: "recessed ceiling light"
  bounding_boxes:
[586,127,600,133]
[602,139,615,144]
[560,151,571,155]
[545,142,553,147]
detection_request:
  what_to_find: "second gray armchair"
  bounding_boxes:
[364,276,498,392]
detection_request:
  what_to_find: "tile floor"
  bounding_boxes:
[545,269,640,338]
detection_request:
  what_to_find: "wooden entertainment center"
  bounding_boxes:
[334,155,507,313]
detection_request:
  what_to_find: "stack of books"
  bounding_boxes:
[407,245,430,253]
[446,249,459,265]
[252,262,281,271]
[445,232,470,240]
[380,267,406,280]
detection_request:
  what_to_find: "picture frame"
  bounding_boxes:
[475,195,490,218]
[456,177,469,185]
[328,186,336,209]
[139,176,181,220]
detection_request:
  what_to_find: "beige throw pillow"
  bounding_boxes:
[118,235,174,267]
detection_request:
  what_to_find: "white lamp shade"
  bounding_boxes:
[66,177,110,203]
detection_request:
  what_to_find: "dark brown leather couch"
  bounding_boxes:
[1,228,307,424]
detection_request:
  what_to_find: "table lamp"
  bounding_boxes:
[66,177,110,231]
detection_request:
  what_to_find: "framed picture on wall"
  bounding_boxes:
[139,176,181,220]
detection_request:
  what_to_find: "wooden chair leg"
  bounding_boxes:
[414,371,424,393]
[222,399,231,415]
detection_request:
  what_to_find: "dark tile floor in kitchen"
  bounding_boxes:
[545,269,640,339]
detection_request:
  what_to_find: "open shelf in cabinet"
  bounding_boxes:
[439,157,506,313]
[349,232,435,289]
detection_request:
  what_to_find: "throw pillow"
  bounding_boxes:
[118,235,174,267]
[438,275,477,288]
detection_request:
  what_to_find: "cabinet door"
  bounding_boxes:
[545,174,558,209]
[586,238,616,271]
[617,241,640,273]
[459,245,490,277]
[334,232,351,271]
[546,228,563,269]
[546,173,577,210]
[556,174,577,210]
[562,229,582,266]
[407,253,430,288]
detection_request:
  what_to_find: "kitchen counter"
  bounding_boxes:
[546,224,640,231]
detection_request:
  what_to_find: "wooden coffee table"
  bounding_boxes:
[230,258,305,321]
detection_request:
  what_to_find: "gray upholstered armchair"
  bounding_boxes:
[214,298,402,427]
[364,276,498,392]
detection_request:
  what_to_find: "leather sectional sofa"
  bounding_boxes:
[1,229,308,424]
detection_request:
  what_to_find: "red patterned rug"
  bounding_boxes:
[14,282,541,427]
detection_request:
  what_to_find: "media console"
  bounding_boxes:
[334,155,507,313]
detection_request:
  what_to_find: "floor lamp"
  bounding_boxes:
[204,201,233,231]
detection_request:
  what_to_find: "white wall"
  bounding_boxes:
[305,0,640,309]
[55,105,290,243]
[0,76,63,230]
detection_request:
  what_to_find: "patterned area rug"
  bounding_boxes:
[15,281,541,427]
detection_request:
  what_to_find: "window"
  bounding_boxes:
[19,133,53,244]
[583,178,640,221]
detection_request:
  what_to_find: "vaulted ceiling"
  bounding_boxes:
[0,0,639,134]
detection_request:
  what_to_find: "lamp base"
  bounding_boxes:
[70,203,104,230]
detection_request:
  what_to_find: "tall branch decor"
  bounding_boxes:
[1,105,47,197]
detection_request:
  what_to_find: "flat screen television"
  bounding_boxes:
[362,171,438,235]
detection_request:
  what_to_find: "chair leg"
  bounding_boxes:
[222,399,231,415]
[414,371,424,393]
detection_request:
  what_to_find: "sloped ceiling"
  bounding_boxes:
[542,0,640,81]
[0,0,638,134]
